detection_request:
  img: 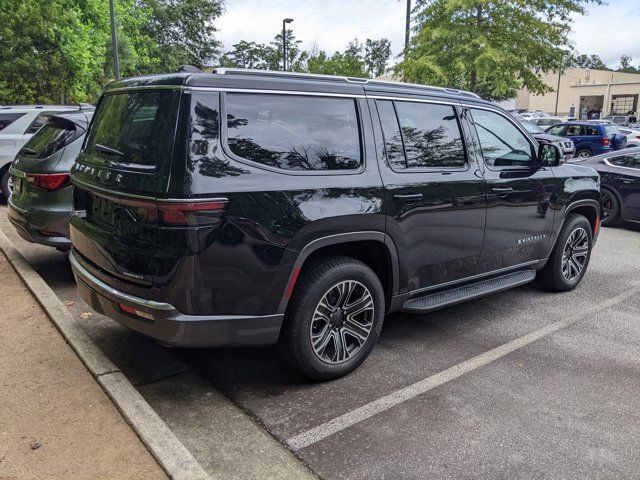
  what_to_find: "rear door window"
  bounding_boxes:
[24,114,49,135]
[225,93,361,171]
[393,101,466,169]
[84,91,180,170]
[0,112,26,131]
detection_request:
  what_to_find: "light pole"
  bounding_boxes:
[109,0,120,79]
[282,18,293,71]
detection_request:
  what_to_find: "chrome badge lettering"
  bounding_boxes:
[517,234,546,245]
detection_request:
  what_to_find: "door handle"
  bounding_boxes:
[492,187,514,194]
[394,193,423,202]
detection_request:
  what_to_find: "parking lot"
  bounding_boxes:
[1,206,639,479]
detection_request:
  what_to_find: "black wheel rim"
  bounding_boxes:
[561,227,589,281]
[601,191,613,221]
[310,280,374,365]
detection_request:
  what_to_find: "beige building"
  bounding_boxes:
[516,67,640,119]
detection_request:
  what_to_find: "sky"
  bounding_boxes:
[216,0,640,69]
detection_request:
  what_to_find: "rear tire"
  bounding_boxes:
[575,149,592,159]
[1,168,11,202]
[278,256,385,381]
[600,188,620,227]
[538,214,593,292]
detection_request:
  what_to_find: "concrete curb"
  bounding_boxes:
[0,231,211,480]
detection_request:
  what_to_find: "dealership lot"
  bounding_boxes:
[1,207,639,479]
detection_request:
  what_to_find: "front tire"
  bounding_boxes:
[538,214,593,292]
[278,256,385,381]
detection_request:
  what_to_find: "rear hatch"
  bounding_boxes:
[604,125,627,150]
[11,112,86,207]
[70,89,182,286]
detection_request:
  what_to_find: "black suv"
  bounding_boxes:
[69,69,601,380]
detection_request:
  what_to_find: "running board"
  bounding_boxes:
[402,270,537,313]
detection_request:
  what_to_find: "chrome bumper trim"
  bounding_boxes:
[69,250,174,311]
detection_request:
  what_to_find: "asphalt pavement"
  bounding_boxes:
[2,205,639,480]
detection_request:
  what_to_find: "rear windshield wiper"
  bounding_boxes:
[18,147,37,156]
[93,143,124,156]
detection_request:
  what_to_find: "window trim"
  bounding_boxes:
[603,155,640,171]
[220,92,366,176]
[375,99,471,174]
[467,106,539,172]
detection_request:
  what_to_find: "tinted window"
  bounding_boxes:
[608,153,640,168]
[376,100,406,169]
[393,101,466,168]
[470,109,534,167]
[21,124,75,159]
[546,125,565,135]
[585,125,600,136]
[24,114,48,135]
[226,94,361,171]
[84,91,180,169]
[0,112,26,131]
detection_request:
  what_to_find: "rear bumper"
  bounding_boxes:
[69,249,283,347]
[7,197,71,248]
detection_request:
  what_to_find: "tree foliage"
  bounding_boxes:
[397,0,601,101]
[220,35,392,79]
[0,0,222,104]
[571,53,608,70]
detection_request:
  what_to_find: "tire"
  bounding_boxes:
[575,149,592,159]
[600,188,620,227]
[538,214,593,292]
[278,256,385,381]
[0,168,11,202]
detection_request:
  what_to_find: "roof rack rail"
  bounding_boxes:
[210,68,480,98]
[178,64,203,73]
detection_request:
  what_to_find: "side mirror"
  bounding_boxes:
[539,143,562,167]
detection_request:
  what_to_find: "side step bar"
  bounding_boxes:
[402,270,536,314]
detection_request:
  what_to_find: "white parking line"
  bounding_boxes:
[286,286,640,451]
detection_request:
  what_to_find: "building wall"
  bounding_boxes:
[516,68,640,118]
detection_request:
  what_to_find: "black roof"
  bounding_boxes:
[105,68,492,106]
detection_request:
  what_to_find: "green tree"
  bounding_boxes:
[220,41,272,69]
[140,0,223,71]
[618,55,638,73]
[397,0,601,101]
[571,54,608,70]
[365,38,392,77]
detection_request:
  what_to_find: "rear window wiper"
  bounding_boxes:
[93,143,124,156]
[18,147,37,156]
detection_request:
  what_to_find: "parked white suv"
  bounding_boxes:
[619,127,640,148]
[0,105,81,199]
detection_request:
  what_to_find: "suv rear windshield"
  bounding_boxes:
[84,90,180,169]
[0,112,26,131]
[604,125,619,136]
[21,123,76,159]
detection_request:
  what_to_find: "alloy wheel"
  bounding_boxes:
[600,191,613,221]
[310,280,374,364]
[561,227,589,281]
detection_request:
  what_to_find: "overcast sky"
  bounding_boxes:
[216,0,640,68]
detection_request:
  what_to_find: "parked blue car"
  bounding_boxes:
[546,122,627,158]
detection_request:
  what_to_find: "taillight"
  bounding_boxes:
[635,135,640,139]
[26,173,71,191]
[601,137,610,146]
[158,200,228,227]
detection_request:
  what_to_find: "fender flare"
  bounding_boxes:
[277,231,401,313]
